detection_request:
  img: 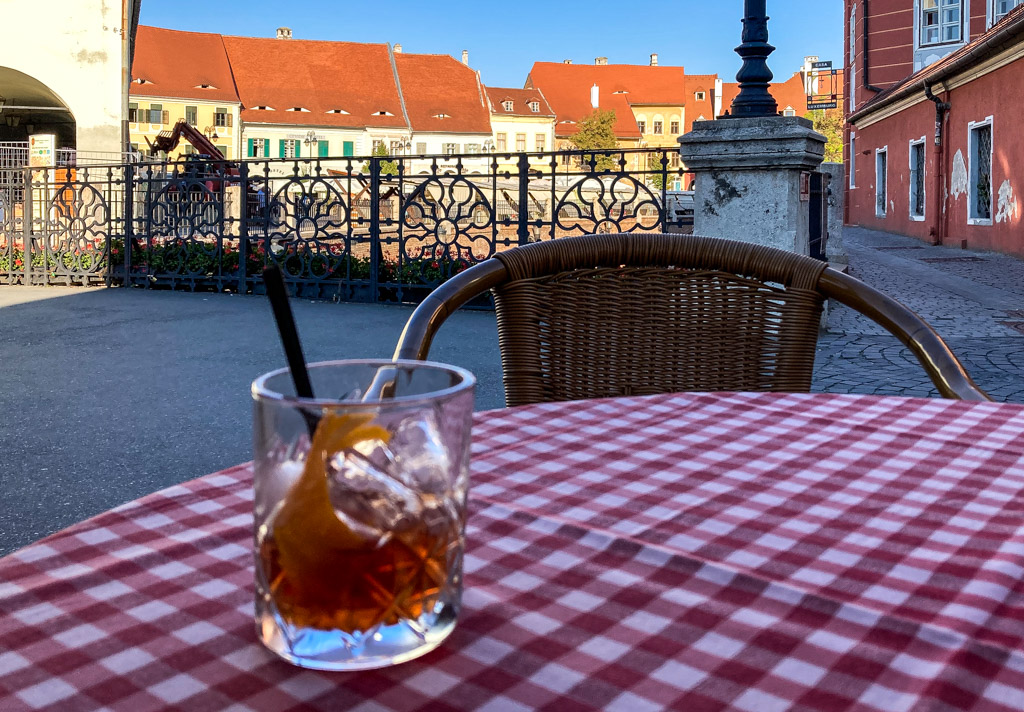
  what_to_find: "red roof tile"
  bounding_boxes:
[395,54,491,134]
[221,35,406,129]
[719,72,809,117]
[484,87,555,117]
[682,75,717,131]
[527,62,691,140]
[131,26,238,103]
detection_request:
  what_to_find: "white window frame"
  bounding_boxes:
[695,91,706,101]
[968,116,994,225]
[283,139,298,159]
[528,101,540,113]
[502,100,513,111]
[875,146,888,218]
[849,133,857,188]
[251,137,266,158]
[909,137,927,221]
[989,0,1023,27]
[850,3,857,62]
[919,0,964,46]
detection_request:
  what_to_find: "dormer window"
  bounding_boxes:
[133,77,152,85]
[286,107,311,112]
[528,101,540,112]
[502,100,513,111]
[433,113,451,119]
[253,105,275,111]
[326,108,350,114]
[375,110,395,116]
[695,91,706,101]
[195,84,216,90]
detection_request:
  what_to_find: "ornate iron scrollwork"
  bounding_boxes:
[554,174,662,235]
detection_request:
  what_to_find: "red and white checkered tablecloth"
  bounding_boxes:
[3,392,1024,711]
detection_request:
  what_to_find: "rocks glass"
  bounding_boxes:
[251,360,475,670]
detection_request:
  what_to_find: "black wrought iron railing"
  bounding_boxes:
[0,148,694,302]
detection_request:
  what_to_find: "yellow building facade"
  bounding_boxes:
[128,98,242,160]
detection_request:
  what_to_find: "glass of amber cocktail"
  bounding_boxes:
[252,360,475,671]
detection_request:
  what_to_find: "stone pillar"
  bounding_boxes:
[820,162,847,268]
[678,115,826,255]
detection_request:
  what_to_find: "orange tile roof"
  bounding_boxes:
[484,87,555,117]
[395,54,491,134]
[529,62,693,140]
[131,26,238,103]
[719,72,809,117]
[221,35,407,129]
[683,74,717,131]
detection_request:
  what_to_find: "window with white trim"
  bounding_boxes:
[637,120,646,134]
[695,91,705,101]
[909,138,926,219]
[515,133,526,152]
[849,134,856,188]
[282,139,297,158]
[992,0,1024,25]
[875,147,887,217]
[850,3,857,62]
[969,118,993,223]
[502,100,513,111]
[496,133,506,152]
[535,134,545,152]
[653,120,663,135]
[921,0,963,45]
[528,101,540,113]
[783,107,796,117]
[250,138,266,157]
[670,120,680,133]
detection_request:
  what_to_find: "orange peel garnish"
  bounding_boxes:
[271,413,391,593]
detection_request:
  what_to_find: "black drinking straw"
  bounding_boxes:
[263,265,315,400]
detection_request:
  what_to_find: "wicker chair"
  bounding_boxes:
[394,233,990,404]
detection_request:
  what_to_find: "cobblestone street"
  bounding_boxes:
[814,227,1024,402]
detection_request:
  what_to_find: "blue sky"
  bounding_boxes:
[139,0,843,88]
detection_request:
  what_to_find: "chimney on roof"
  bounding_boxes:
[461,50,469,66]
[563,59,572,64]
[394,43,402,53]
[276,27,292,40]
[590,84,599,109]
[595,57,608,65]
[650,53,658,66]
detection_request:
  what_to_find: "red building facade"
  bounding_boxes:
[845,0,1024,257]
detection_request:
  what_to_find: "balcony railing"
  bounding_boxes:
[0,148,693,303]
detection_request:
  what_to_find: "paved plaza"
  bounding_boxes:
[0,226,1021,554]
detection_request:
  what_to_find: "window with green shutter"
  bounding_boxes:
[279,139,286,158]
[248,138,255,157]
[264,140,270,158]
[294,141,300,158]
[318,140,329,157]
[343,141,354,157]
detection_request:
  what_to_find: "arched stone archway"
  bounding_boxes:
[0,67,76,148]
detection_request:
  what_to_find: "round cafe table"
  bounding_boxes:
[2,391,1024,711]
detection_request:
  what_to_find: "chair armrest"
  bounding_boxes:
[818,268,991,401]
[393,259,509,361]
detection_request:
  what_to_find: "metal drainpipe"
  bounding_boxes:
[924,83,951,245]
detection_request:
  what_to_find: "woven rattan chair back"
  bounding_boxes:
[394,233,990,403]
[490,234,826,405]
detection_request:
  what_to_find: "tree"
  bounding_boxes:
[362,141,398,175]
[805,108,844,164]
[570,109,619,170]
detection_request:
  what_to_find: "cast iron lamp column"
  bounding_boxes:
[728,0,779,118]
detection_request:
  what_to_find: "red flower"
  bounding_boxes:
[14,259,23,267]
[112,248,120,255]
[430,261,439,269]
